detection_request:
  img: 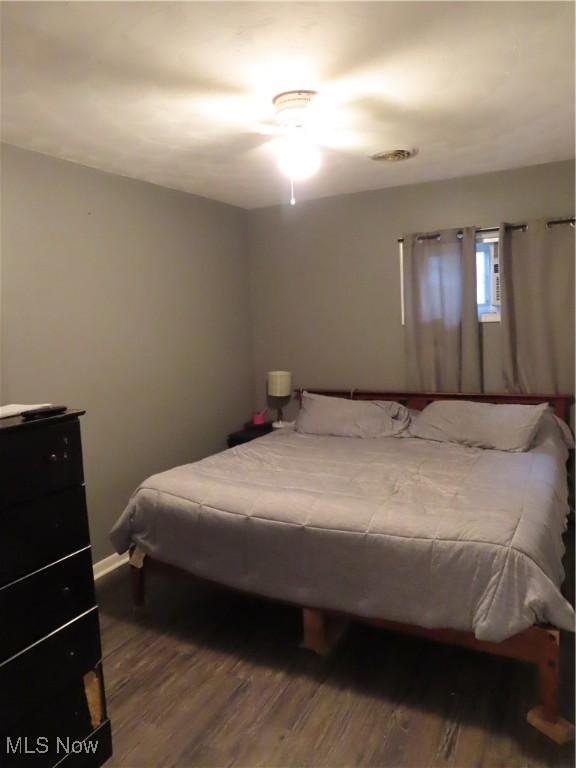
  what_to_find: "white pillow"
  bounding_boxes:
[552,413,575,449]
[295,392,410,438]
[410,400,549,452]
[536,410,575,450]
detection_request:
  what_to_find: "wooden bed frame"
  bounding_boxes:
[129,389,575,743]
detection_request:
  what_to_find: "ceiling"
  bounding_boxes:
[2,2,574,209]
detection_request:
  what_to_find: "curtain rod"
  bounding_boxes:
[396,217,575,243]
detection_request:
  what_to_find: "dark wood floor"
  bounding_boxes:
[97,546,574,768]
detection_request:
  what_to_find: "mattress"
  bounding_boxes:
[110,415,575,642]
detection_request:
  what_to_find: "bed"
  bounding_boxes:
[110,390,575,742]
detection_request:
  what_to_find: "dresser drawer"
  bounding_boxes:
[0,668,106,767]
[0,609,102,727]
[0,549,96,664]
[0,419,84,509]
[0,486,90,589]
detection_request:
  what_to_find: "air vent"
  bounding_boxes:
[371,148,418,162]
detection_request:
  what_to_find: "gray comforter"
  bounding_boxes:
[110,416,575,642]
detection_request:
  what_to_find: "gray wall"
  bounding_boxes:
[2,148,574,560]
[1,143,254,561]
[247,160,575,416]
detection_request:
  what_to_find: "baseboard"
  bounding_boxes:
[93,551,129,580]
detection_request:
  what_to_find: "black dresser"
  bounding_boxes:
[0,410,112,767]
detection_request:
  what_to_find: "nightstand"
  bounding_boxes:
[227,421,274,448]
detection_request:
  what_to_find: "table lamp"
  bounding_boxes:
[267,371,292,428]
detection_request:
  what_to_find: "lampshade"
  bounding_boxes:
[267,371,292,398]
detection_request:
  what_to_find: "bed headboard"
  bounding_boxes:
[295,389,574,424]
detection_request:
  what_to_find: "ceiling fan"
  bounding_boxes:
[264,88,417,205]
[189,75,418,205]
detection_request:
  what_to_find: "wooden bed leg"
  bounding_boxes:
[129,546,146,607]
[130,564,145,607]
[301,608,348,656]
[526,629,574,744]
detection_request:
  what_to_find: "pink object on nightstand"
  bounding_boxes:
[252,410,267,425]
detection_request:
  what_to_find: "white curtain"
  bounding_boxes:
[404,227,481,392]
[500,219,575,394]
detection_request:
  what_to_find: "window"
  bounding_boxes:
[476,231,501,322]
[398,231,502,326]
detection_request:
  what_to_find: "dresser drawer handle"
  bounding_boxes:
[68,650,76,658]
[49,453,59,463]
[62,586,72,597]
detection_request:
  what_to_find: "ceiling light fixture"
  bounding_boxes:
[273,90,321,205]
[371,148,418,162]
